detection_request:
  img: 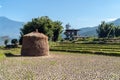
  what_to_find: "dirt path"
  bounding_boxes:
[0,52,120,80]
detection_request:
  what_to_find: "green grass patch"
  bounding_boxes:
[0,47,21,58]
[50,42,120,57]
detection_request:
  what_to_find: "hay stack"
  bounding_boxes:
[21,31,49,56]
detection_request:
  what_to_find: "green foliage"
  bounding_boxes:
[11,39,18,45]
[19,36,23,45]
[20,16,63,43]
[0,48,20,58]
[4,39,9,46]
[52,21,63,41]
[97,21,120,38]
[11,39,18,48]
[115,26,120,37]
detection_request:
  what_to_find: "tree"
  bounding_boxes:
[4,39,9,46]
[115,26,120,37]
[11,39,18,47]
[97,21,116,38]
[52,21,63,41]
[20,16,63,44]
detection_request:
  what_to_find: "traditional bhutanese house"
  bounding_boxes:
[64,29,80,40]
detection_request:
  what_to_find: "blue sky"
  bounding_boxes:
[0,0,120,28]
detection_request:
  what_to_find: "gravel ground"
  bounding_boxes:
[0,52,120,80]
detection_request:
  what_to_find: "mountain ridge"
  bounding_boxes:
[0,16,24,38]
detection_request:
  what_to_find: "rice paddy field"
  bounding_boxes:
[50,42,120,56]
[0,43,120,80]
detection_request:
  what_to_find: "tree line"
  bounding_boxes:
[97,21,120,38]
[4,39,18,48]
[19,16,120,44]
[4,16,120,48]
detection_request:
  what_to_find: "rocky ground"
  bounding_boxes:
[0,52,120,80]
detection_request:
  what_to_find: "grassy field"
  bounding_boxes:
[0,47,21,58]
[50,42,120,56]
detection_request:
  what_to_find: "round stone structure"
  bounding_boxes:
[21,31,49,56]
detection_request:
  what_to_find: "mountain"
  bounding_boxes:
[0,16,24,38]
[110,18,120,26]
[79,18,120,37]
[79,27,98,37]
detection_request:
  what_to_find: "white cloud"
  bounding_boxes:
[106,18,118,22]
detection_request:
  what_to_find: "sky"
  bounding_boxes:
[0,0,120,28]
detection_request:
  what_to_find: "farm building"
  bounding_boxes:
[64,29,80,40]
[64,23,80,40]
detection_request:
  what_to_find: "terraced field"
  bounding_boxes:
[50,42,120,56]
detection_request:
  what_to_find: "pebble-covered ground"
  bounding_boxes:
[0,52,120,80]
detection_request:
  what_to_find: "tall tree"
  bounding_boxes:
[20,16,63,44]
[115,26,120,37]
[97,21,116,38]
[52,21,63,41]
[4,39,9,46]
